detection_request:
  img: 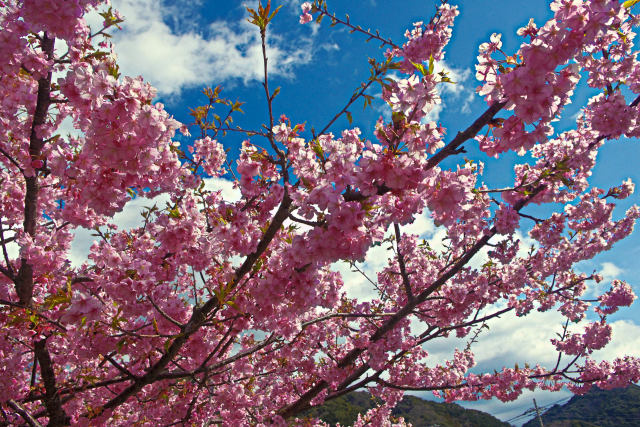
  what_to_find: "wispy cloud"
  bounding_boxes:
[424,306,640,424]
[599,261,624,283]
[373,61,475,123]
[424,60,474,121]
[578,260,626,298]
[105,0,313,96]
[69,178,240,267]
[335,209,436,302]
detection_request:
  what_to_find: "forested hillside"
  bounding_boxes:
[302,391,510,426]
[523,385,640,427]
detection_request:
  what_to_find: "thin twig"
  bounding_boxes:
[313,4,398,49]
[8,400,43,427]
[394,223,414,301]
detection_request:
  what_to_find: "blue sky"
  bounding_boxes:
[77,0,640,424]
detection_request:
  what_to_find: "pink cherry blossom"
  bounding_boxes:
[0,0,639,425]
[300,2,313,24]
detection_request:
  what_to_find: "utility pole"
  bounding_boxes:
[533,398,545,427]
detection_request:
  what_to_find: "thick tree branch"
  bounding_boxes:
[15,34,55,307]
[425,101,506,170]
[342,101,505,203]
[97,192,292,415]
[34,339,70,426]
[278,186,543,419]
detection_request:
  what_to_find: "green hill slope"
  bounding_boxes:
[300,391,511,426]
[522,384,640,427]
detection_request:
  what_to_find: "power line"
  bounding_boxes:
[504,396,572,423]
[533,399,544,427]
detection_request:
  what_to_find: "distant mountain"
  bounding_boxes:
[300,391,510,426]
[522,384,640,427]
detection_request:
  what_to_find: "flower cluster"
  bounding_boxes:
[0,0,638,425]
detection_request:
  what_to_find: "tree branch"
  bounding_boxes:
[95,192,292,415]
[425,101,506,170]
[15,34,55,307]
[313,4,398,50]
[277,186,543,419]
[394,223,414,301]
[7,400,42,427]
[34,339,70,426]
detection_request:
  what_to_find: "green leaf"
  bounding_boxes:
[623,0,639,8]
[226,300,240,311]
[44,286,72,309]
[111,307,123,329]
[410,61,427,76]
[268,5,283,23]
[345,111,353,125]
[233,100,245,113]
[107,63,120,79]
[311,140,325,158]
[391,111,405,125]
[428,54,435,75]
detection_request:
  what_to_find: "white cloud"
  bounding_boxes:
[105,0,313,95]
[274,0,307,15]
[203,176,242,202]
[592,319,640,362]
[578,260,626,299]
[336,243,392,302]
[435,61,471,95]
[423,102,444,123]
[57,116,82,138]
[69,177,239,267]
[424,60,474,122]
[319,42,340,51]
[68,193,171,267]
[470,308,562,367]
[336,209,436,302]
[2,226,19,260]
[402,208,436,238]
[421,309,640,424]
[599,261,623,284]
[378,62,475,122]
[157,0,205,33]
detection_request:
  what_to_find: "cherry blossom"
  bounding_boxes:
[0,0,639,425]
